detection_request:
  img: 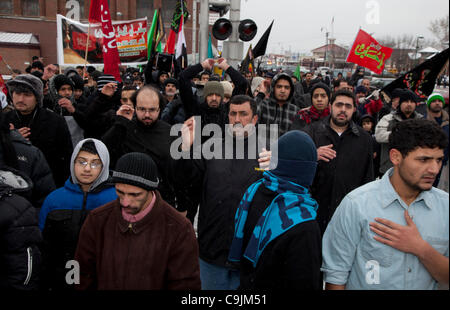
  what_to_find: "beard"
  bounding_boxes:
[331,112,350,127]
[399,169,435,192]
[207,100,220,108]
[429,105,442,113]
[139,117,155,126]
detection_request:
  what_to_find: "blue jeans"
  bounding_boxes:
[199,258,240,290]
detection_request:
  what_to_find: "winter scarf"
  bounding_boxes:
[297,105,330,125]
[228,171,318,267]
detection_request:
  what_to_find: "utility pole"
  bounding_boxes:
[192,0,198,63]
[325,31,329,67]
[199,0,209,61]
[415,35,424,67]
[222,0,243,68]
[321,27,329,68]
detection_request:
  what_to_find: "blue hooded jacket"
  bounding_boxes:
[39,138,117,230]
[38,139,117,290]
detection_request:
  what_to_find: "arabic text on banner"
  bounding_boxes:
[56,14,148,65]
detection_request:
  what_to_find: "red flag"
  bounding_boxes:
[0,74,7,96]
[346,29,393,75]
[164,30,177,54]
[88,0,122,82]
[88,0,102,23]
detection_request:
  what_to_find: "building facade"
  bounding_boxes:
[0,0,201,74]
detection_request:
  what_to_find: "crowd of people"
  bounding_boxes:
[0,54,448,291]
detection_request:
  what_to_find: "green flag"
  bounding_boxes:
[147,10,159,60]
[294,64,301,82]
[208,33,214,58]
[147,9,165,61]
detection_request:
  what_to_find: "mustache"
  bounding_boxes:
[423,174,437,178]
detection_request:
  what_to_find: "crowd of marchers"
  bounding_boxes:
[0,55,448,291]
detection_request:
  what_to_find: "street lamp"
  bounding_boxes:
[415,35,424,67]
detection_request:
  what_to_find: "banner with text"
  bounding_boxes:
[56,14,148,65]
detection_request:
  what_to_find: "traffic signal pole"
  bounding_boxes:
[223,0,243,68]
[198,0,243,67]
[199,0,210,62]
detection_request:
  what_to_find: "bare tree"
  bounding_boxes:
[428,14,449,48]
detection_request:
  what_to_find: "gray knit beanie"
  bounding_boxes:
[203,81,224,99]
[6,74,43,107]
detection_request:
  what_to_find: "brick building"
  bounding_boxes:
[0,0,203,74]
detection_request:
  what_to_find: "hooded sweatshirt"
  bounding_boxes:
[256,73,299,139]
[38,138,117,290]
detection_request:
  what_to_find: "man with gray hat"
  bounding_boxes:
[5,74,73,187]
[178,58,248,141]
[74,152,200,290]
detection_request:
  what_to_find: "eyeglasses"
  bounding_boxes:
[136,107,159,114]
[75,159,103,169]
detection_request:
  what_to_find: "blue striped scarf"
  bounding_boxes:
[228,171,318,267]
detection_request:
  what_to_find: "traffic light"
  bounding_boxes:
[238,19,257,42]
[212,18,233,40]
[209,1,258,43]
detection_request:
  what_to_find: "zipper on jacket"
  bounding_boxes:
[79,192,89,227]
[24,247,33,286]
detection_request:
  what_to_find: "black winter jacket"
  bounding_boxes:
[176,131,266,267]
[0,167,42,290]
[238,185,322,290]
[102,117,176,205]
[303,116,374,234]
[0,131,56,208]
[161,96,186,125]
[5,108,73,188]
[84,91,121,139]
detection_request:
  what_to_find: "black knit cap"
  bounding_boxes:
[112,152,159,191]
[54,74,74,91]
[310,82,331,99]
[70,74,85,90]
[164,77,179,89]
[399,89,418,105]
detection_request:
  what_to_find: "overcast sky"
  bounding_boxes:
[237,0,449,55]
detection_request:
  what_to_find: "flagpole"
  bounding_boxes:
[83,23,91,79]
[0,57,14,74]
[181,0,184,69]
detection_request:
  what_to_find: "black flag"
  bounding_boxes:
[240,44,254,75]
[381,48,449,100]
[252,20,274,59]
